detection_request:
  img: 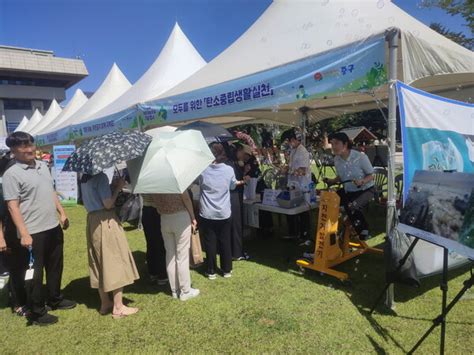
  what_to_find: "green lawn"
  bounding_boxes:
[0,204,472,354]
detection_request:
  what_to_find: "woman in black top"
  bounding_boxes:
[224,143,249,261]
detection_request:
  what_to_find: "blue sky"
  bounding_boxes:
[0,0,469,101]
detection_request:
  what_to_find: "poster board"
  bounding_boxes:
[397,81,474,200]
[53,145,78,206]
[399,171,474,260]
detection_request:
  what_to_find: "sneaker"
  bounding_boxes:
[223,271,233,278]
[180,288,200,301]
[157,278,169,286]
[30,313,58,326]
[205,272,217,280]
[234,253,250,261]
[48,299,77,310]
[171,291,180,299]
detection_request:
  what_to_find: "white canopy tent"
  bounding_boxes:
[133,0,473,308]
[87,23,207,125]
[21,110,42,133]
[35,89,88,135]
[146,0,472,127]
[43,63,131,134]
[14,116,29,132]
[37,24,209,144]
[24,102,61,134]
[29,99,63,134]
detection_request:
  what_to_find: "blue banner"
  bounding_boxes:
[37,36,387,145]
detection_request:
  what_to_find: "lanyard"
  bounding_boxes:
[28,247,34,269]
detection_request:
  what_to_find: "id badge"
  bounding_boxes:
[25,268,34,281]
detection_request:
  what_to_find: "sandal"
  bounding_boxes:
[13,306,31,317]
[112,306,139,319]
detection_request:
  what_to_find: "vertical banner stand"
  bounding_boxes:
[408,250,473,354]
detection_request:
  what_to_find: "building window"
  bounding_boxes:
[3,99,31,110]
[0,77,67,88]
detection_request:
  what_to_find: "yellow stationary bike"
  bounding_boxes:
[296,181,383,284]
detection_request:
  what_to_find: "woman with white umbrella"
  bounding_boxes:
[128,130,217,300]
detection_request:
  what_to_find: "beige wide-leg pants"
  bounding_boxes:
[160,211,192,294]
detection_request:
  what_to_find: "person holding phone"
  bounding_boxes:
[80,172,139,319]
[2,132,75,326]
[324,132,375,240]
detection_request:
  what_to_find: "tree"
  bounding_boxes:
[422,0,474,32]
[422,0,474,49]
[430,22,474,49]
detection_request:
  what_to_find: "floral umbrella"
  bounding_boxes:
[62,131,152,175]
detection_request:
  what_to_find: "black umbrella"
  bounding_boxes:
[62,131,152,175]
[176,121,234,143]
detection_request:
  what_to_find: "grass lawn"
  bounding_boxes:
[0,203,472,354]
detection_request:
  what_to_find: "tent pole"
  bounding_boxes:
[300,106,309,146]
[385,27,399,310]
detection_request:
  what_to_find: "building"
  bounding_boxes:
[339,126,378,144]
[0,45,88,134]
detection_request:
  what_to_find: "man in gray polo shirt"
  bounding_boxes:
[3,132,76,326]
[324,132,375,240]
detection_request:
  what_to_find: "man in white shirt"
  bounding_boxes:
[284,129,312,242]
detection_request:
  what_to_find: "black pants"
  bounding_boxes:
[141,206,167,279]
[0,253,6,274]
[30,225,64,317]
[337,187,374,235]
[287,212,310,239]
[230,191,244,259]
[200,217,232,274]
[4,233,29,309]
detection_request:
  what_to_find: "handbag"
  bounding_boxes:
[190,230,204,267]
[119,194,142,223]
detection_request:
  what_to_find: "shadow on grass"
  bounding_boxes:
[242,205,473,352]
[62,251,170,309]
[367,334,388,355]
[245,199,472,306]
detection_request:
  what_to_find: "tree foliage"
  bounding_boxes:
[422,0,474,49]
[422,0,474,32]
[430,22,474,49]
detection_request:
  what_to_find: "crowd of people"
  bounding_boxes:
[0,128,375,326]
